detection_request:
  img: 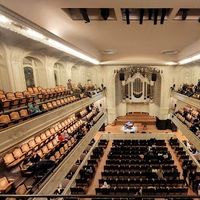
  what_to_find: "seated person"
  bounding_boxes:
[22,152,55,175]
[57,133,65,142]
[101,181,110,189]
[28,102,41,115]
[22,152,41,172]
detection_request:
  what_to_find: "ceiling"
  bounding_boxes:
[1,0,200,65]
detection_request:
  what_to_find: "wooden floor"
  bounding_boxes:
[86,124,195,195]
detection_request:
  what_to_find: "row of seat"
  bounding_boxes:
[112,139,166,146]
[96,186,188,195]
[0,86,69,111]
[2,112,83,168]
[0,95,78,128]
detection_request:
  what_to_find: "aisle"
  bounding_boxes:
[166,140,196,195]
[86,140,112,195]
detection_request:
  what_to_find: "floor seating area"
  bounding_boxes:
[169,138,199,193]
[70,140,108,194]
[95,139,188,196]
[174,106,200,137]
[0,105,102,195]
[115,112,156,126]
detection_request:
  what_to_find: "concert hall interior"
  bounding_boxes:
[0,1,200,200]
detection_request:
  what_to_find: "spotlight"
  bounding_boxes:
[139,9,144,24]
[182,9,188,20]
[160,9,167,24]
[154,9,158,25]
[125,9,130,25]
[100,8,110,20]
[148,9,153,20]
[80,8,90,23]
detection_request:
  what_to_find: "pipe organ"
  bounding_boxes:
[116,67,161,103]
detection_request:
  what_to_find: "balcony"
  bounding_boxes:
[171,115,200,151]
[172,91,200,109]
[0,92,105,153]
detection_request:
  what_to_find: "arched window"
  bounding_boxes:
[24,66,35,87]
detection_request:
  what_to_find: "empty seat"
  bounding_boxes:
[42,145,50,155]
[28,139,37,149]
[6,92,20,106]
[35,136,43,146]
[19,109,29,119]
[15,183,30,194]
[12,148,24,160]
[47,142,54,150]
[52,101,58,108]
[47,102,53,110]
[21,143,31,154]
[10,112,21,122]
[15,92,27,104]
[0,177,13,193]
[0,115,11,126]
[40,132,47,141]
[41,104,48,111]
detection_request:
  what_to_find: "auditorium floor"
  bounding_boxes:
[87,125,196,196]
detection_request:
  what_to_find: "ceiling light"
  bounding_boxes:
[48,39,99,65]
[179,53,200,65]
[102,49,116,55]
[165,62,177,66]
[0,12,99,65]
[26,28,45,39]
[0,14,11,24]
[161,50,178,55]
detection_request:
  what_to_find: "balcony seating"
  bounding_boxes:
[0,177,14,193]
[0,106,101,195]
[0,84,101,130]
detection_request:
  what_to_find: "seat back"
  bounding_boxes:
[40,133,47,141]
[19,109,29,117]
[35,136,42,145]
[21,143,30,153]
[0,115,11,124]
[0,177,10,189]
[13,148,23,159]
[3,153,15,165]
[15,184,27,194]
[10,112,20,120]
[28,139,36,148]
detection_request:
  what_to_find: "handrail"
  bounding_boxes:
[172,91,200,109]
[171,115,200,151]
[0,194,199,199]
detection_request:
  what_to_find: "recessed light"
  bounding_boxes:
[102,49,116,55]
[161,50,178,55]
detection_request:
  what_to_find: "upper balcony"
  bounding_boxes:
[0,92,105,153]
[171,91,200,109]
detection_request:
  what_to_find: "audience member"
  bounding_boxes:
[101,181,110,189]
[28,102,41,115]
